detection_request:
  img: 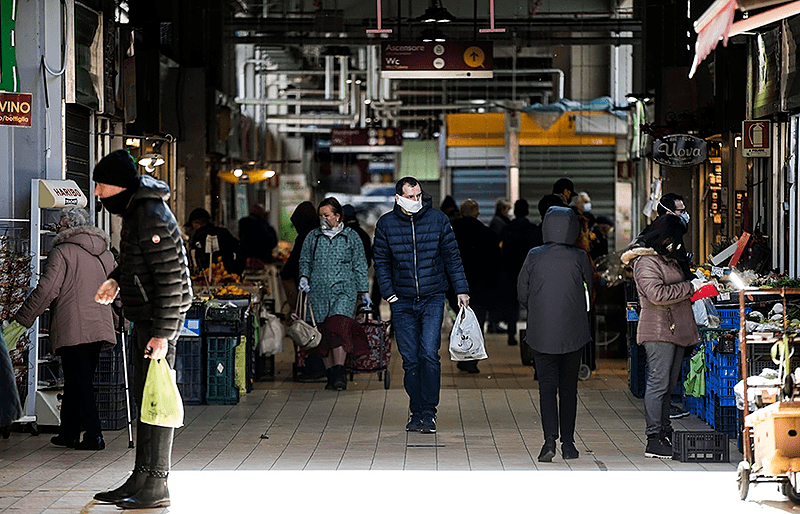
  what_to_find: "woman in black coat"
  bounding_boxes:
[517,206,594,462]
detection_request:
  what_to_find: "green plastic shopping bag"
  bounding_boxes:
[140,359,184,428]
[683,349,705,398]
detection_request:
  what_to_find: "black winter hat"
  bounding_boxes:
[92,149,139,189]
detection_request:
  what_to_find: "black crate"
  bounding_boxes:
[175,336,204,405]
[95,383,135,431]
[205,335,239,405]
[187,300,205,320]
[672,431,730,462]
[204,318,244,335]
[93,335,132,386]
[628,338,646,398]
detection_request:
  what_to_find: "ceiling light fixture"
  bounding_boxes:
[421,27,447,42]
[416,0,455,23]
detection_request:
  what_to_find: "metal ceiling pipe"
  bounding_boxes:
[325,55,335,99]
[339,56,348,114]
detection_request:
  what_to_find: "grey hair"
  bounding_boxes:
[60,207,92,229]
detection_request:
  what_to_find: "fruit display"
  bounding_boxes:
[214,284,249,297]
[190,257,241,285]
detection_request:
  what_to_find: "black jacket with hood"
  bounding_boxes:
[517,207,594,354]
[109,175,192,340]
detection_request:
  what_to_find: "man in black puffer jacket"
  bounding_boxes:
[91,149,191,510]
[373,176,469,435]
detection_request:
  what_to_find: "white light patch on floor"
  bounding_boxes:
[165,470,794,513]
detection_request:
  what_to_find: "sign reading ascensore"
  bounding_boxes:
[381,42,493,79]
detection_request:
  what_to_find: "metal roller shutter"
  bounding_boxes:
[65,104,91,198]
[519,145,616,221]
[452,168,507,225]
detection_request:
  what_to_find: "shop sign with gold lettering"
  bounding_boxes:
[0,92,32,127]
[652,134,707,167]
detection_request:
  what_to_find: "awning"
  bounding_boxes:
[689,0,800,78]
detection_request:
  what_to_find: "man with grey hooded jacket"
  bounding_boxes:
[517,206,594,462]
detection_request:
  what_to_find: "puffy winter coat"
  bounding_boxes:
[517,207,594,355]
[109,175,192,340]
[15,226,116,354]
[299,227,369,321]
[373,195,468,299]
[621,247,698,347]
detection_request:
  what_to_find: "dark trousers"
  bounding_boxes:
[131,321,178,474]
[58,342,102,439]
[532,348,583,444]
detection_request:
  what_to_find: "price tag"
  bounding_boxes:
[718,292,730,301]
[711,266,724,277]
[205,235,220,253]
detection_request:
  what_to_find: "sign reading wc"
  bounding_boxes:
[653,134,707,167]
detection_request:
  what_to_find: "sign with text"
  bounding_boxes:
[652,134,707,167]
[742,120,771,157]
[38,179,87,208]
[0,92,32,127]
[381,41,493,79]
[330,128,402,153]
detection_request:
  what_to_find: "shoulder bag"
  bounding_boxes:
[287,292,322,349]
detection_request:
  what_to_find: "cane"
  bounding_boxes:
[113,302,135,449]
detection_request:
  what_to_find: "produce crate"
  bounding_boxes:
[95,383,135,431]
[186,300,205,320]
[672,431,730,462]
[712,398,740,437]
[717,307,751,329]
[175,336,204,405]
[205,335,239,405]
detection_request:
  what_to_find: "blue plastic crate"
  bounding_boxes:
[712,401,740,438]
[175,336,204,405]
[205,335,239,405]
[717,307,751,329]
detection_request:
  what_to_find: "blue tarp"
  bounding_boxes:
[523,96,628,120]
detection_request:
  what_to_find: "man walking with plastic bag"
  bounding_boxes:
[517,206,594,462]
[91,149,192,509]
[373,176,469,434]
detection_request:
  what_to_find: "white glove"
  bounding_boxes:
[298,277,310,293]
[361,293,373,310]
[690,277,706,292]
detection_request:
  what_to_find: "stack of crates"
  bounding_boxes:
[698,309,745,438]
[203,296,249,404]
[93,333,135,430]
[175,301,204,405]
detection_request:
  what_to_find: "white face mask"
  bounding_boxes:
[396,194,423,214]
[583,202,592,212]
[320,217,335,230]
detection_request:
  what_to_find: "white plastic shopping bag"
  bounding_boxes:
[449,306,488,361]
[258,304,285,356]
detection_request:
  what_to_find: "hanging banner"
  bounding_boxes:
[652,134,707,167]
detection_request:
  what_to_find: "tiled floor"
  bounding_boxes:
[1,328,795,513]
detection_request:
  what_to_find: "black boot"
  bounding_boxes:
[118,426,173,509]
[324,367,335,390]
[538,438,557,462]
[332,365,347,390]
[94,422,152,503]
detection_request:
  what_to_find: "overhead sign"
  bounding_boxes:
[0,92,32,127]
[330,128,402,153]
[38,180,87,208]
[742,120,771,157]
[652,134,707,167]
[381,41,493,79]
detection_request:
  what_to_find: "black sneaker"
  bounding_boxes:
[420,416,436,434]
[644,437,673,459]
[669,404,689,419]
[405,414,423,432]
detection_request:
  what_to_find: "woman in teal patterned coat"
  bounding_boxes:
[299,197,370,390]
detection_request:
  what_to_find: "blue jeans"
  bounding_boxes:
[390,293,445,417]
